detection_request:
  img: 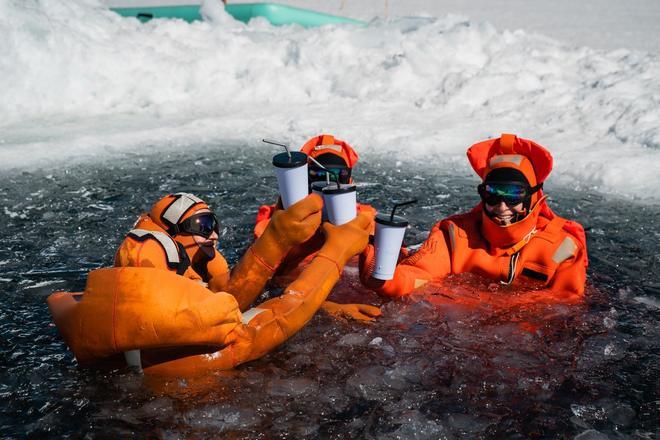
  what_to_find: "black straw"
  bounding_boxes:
[262,139,291,159]
[308,155,340,188]
[390,199,417,221]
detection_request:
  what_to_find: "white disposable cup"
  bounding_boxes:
[273,151,308,209]
[322,184,357,225]
[372,214,409,280]
[310,181,330,221]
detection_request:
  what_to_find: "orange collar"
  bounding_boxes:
[480,196,547,254]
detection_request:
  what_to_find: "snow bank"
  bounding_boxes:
[1,0,659,201]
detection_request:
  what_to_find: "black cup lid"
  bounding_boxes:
[273,151,307,168]
[310,181,329,191]
[376,213,409,227]
[321,183,356,195]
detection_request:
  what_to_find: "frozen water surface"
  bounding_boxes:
[1,1,659,437]
[1,146,658,438]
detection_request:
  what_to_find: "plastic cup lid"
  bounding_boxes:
[322,183,356,195]
[310,181,330,191]
[273,151,307,168]
[376,213,409,227]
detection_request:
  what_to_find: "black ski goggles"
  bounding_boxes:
[478,182,542,206]
[177,213,220,239]
[309,166,352,184]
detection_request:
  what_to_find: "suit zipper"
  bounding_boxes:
[502,251,520,285]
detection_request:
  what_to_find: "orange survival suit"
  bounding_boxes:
[360,134,588,305]
[255,135,377,281]
[47,193,373,376]
[114,193,231,293]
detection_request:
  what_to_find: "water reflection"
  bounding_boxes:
[0,146,657,438]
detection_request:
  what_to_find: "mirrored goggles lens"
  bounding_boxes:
[309,167,351,183]
[479,182,530,206]
[179,213,219,239]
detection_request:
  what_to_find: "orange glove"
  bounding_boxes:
[321,300,381,322]
[227,194,323,310]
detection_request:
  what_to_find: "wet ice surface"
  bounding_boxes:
[1,146,658,438]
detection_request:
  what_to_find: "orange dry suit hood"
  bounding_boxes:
[300,134,359,168]
[300,134,359,185]
[148,193,214,262]
[467,133,553,251]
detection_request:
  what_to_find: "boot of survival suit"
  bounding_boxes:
[226,194,322,311]
[47,212,371,377]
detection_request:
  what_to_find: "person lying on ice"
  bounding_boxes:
[359,133,588,303]
[254,134,380,321]
[47,193,374,376]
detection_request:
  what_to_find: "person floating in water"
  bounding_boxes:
[114,192,317,310]
[360,133,588,303]
[48,192,373,376]
[254,134,380,321]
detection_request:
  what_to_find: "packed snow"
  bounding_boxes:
[1,0,659,201]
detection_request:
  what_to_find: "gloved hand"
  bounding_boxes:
[227,194,323,311]
[267,194,323,249]
[318,211,374,269]
[321,300,381,322]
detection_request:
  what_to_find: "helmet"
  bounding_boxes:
[149,193,212,236]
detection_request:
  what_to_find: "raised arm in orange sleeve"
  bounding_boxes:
[360,222,452,298]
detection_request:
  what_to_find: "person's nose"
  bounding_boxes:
[210,231,219,241]
[495,200,508,211]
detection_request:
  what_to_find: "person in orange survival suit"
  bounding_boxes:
[359,133,588,305]
[47,193,375,376]
[254,134,380,321]
[114,192,376,315]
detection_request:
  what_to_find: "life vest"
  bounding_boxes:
[124,228,190,275]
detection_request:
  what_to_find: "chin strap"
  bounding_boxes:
[523,183,543,212]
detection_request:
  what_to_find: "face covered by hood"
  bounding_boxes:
[467,134,553,250]
[300,134,359,187]
[149,193,217,261]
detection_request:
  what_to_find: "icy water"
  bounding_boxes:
[1,145,658,439]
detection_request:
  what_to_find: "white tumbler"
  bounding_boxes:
[310,181,330,221]
[372,213,409,280]
[322,184,357,225]
[273,151,308,209]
